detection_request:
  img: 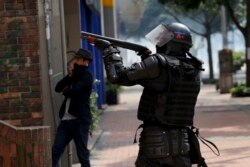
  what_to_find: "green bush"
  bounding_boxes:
[105,81,123,92]
[89,91,100,134]
[230,83,250,97]
[232,51,245,73]
[89,79,101,135]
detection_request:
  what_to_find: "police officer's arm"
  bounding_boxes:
[103,47,161,86]
[93,39,162,85]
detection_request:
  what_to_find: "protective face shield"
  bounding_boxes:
[145,24,174,47]
[146,23,192,48]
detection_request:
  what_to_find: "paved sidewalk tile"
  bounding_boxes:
[89,86,143,167]
[74,84,250,167]
[195,85,250,167]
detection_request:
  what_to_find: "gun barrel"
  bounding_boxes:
[81,31,150,55]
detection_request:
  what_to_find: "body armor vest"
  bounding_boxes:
[137,54,201,126]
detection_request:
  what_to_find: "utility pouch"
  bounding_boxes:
[187,126,220,167]
[138,126,190,159]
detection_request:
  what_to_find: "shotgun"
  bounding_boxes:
[81,31,151,56]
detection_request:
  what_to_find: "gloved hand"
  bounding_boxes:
[93,39,120,58]
[94,39,112,51]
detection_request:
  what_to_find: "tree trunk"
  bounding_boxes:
[206,33,214,80]
[245,43,250,87]
[246,0,250,86]
[203,12,214,80]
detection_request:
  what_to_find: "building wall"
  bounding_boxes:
[0,121,51,167]
[0,0,43,126]
[0,1,52,166]
[0,0,107,166]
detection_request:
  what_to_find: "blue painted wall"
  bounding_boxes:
[80,0,105,107]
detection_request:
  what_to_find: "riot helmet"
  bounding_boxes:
[146,23,192,55]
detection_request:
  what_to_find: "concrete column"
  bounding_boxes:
[102,0,117,37]
[38,0,69,166]
[64,0,81,52]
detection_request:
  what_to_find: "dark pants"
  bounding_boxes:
[135,154,191,167]
[52,119,90,167]
[135,126,191,167]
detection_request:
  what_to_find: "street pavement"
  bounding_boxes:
[74,84,250,167]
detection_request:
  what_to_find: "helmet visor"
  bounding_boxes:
[145,24,174,47]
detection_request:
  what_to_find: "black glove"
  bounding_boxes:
[103,47,120,58]
[94,39,111,51]
[94,39,120,58]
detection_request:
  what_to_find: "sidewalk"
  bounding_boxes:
[195,85,250,167]
[88,85,143,167]
[74,84,250,167]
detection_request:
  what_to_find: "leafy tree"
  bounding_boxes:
[158,0,222,80]
[221,0,250,86]
[121,0,224,80]
[159,0,204,9]
[160,0,250,86]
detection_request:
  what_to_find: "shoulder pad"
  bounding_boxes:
[155,54,166,66]
[154,53,178,67]
[186,52,204,71]
[156,53,181,67]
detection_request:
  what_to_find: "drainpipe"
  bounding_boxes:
[44,0,72,166]
[100,0,105,35]
[59,0,68,76]
[44,0,58,129]
[44,1,63,166]
[59,1,73,167]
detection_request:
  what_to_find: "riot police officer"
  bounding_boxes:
[94,23,205,167]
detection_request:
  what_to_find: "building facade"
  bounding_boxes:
[0,0,115,166]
